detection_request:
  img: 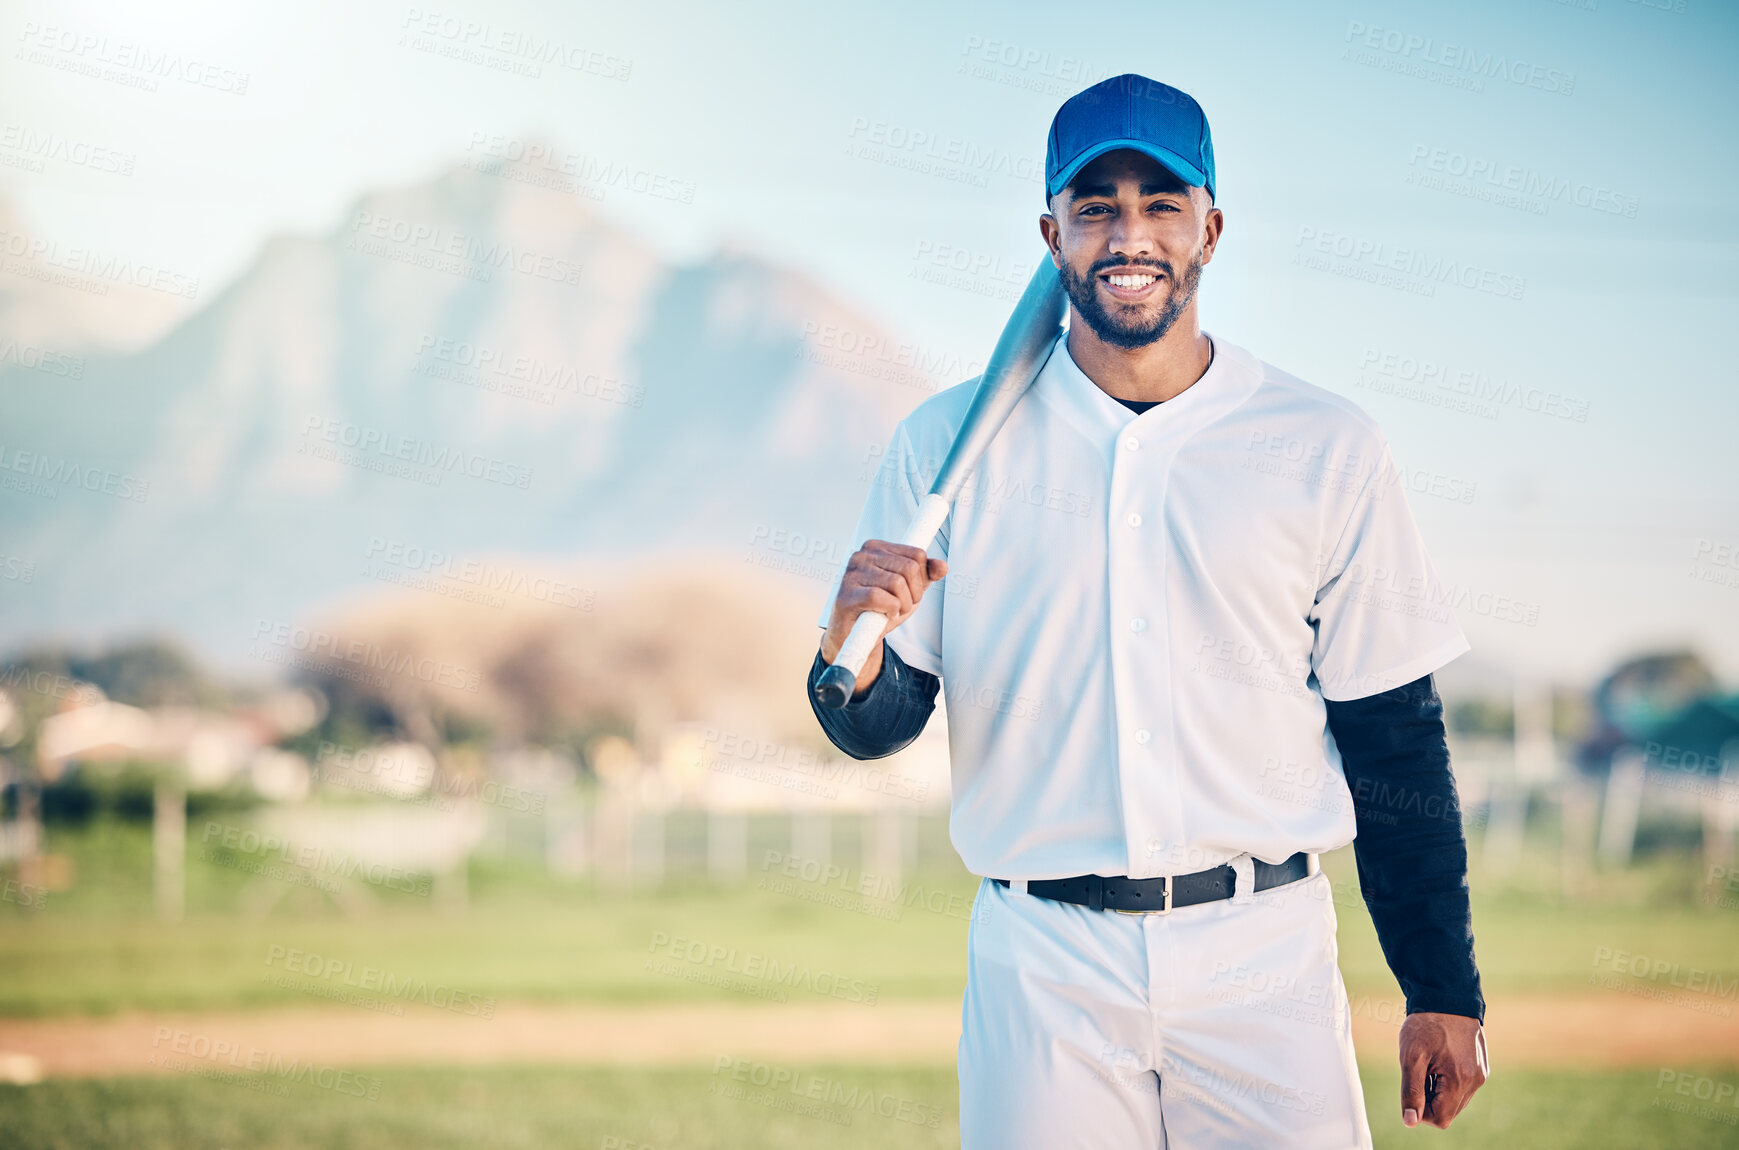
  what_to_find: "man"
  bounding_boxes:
[808,73,1488,1148]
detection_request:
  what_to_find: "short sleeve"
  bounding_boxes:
[1309,443,1471,702]
[814,420,946,677]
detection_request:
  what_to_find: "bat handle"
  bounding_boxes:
[813,494,952,710]
[813,610,889,709]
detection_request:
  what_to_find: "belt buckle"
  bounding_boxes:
[1114,877,1172,916]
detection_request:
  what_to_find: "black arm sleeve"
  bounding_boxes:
[806,643,940,760]
[1325,673,1485,1023]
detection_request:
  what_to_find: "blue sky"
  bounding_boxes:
[2,0,1735,685]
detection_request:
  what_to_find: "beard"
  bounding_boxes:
[1059,248,1204,350]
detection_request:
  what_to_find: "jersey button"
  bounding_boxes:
[1130,617,1147,633]
[1126,513,1142,528]
[1135,729,1152,744]
[1123,436,1140,452]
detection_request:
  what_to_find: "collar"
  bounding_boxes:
[1032,327,1264,459]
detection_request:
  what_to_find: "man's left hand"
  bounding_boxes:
[1398,1011,1489,1129]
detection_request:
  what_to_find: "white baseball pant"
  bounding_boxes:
[959,869,1373,1149]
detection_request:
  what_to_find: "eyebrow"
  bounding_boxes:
[1071,180,1185,201]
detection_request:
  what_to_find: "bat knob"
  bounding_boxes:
[812,663,858,710]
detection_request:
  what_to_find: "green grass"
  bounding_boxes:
[3,821,1735,1146]
[0,822,979,1016]
[1329,868,1739,1001]
[1,820,1735,1017]
[0,1064,957,1150]
[0,1063,1733,1150]
[1359,1063,1739,1149]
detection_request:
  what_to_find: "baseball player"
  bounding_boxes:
[809,74,1488,1148]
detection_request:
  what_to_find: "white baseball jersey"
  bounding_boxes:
[822,329,1470,882]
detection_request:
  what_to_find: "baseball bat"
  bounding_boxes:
[812,257,1067,710]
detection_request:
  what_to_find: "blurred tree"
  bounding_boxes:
[1577,650,1720,778]
[2,638,223,710]
[276,676,402,759]
[1594,651,1717,740]
[1643,694,1739,775]
[1449,697,1514,737]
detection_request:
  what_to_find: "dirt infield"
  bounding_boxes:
[0,993,1732,1080]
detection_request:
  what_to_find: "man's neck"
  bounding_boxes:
[1066,313,1214,405]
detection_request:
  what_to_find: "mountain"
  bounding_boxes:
[0,159,938,665]
[0,200,193,358]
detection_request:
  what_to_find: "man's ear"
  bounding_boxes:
[1195,189,1224,264]
[1201,206,1224,264]
[1038,212,1062,265]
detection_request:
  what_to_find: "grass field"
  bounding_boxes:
[1,821,1736,1017]
[2,1063,1737,1150]
[3,818,1737,1148]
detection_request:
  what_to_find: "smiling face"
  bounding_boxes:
[1040,149,1222,350]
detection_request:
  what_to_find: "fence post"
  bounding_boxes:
[153,775,185,923]
[1597,746,1647,869]
[594,787,634,890]
[546,791,591,877]
[792,812,830,872]
[636,809,666,889]
[709,811,748,881]
[866,810,903,897]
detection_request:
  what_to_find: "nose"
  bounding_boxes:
[1106,216,1156,262]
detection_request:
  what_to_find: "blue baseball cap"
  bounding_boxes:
[1045,74,1215,203]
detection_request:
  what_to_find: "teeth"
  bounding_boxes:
[1107,274,1156,289]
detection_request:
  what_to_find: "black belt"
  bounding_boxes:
[993,852,1311,914]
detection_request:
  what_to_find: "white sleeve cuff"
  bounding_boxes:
[1317,633,1472,702]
